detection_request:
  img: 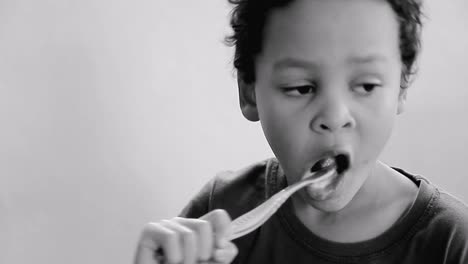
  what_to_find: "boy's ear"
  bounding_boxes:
[397,88,407,115]
[238,77,259,121]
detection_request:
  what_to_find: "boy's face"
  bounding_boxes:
[240,0,405,211]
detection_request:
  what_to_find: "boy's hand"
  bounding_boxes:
[134,209,238,264]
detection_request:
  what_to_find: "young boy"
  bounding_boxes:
[135,0,468,263]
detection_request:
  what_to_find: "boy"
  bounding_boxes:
[135,0,468,263]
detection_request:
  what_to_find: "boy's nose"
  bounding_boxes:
[310,98,355,134]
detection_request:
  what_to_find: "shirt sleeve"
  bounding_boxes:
[178,177,216,218]
[435,191,468,264]
[446,233,468,264]
[442,195,468,263]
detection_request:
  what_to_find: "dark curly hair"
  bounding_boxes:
[225,0,423,89]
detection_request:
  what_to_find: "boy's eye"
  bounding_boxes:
[282,84,316,96]
[354,83,381,94]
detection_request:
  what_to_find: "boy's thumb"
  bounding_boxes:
[200,209,232,247]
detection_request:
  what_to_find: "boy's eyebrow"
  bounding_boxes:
[347,54,389,65]
[272,58,320,71]
[272,54,388,71]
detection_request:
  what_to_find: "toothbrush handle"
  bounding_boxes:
[229,169,335,240]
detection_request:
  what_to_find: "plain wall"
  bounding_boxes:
[0,1,467,263]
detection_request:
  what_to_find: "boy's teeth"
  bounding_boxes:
[310,156,336,172]
[309,153,350,174]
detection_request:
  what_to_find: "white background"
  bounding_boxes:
[1,0,467,263]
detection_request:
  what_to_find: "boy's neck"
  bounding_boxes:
[291,161,418,243]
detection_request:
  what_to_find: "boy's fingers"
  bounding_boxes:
[135,212,234,264]
[172,217,214,261]
[137,222,182,264]
[212,241,238,263]
[200,209,232,248]
[134,246,159,264]
[160,220,197,264]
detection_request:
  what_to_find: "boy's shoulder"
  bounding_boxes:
[179,158,280,219]
[411,172,468,228]
[427,185,468,234]
[405,173,468,262]
[394,168,468,227]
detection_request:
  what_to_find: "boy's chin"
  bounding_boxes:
[308,198,350,213]
[299,186,352,213]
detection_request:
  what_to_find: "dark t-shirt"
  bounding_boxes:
[180,158,468,263]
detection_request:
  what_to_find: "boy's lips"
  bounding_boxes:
[305,149,352,177]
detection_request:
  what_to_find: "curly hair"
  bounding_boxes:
[225,0,423,89]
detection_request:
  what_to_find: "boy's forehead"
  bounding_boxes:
[265,0,396,36]
[259,0,400,65]
[269,0,391,15]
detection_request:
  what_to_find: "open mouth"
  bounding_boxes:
[310,153,350,175]
[302,152,351,201]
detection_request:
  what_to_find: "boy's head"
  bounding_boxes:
[226,0,422,89]
[225,0,423,212]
